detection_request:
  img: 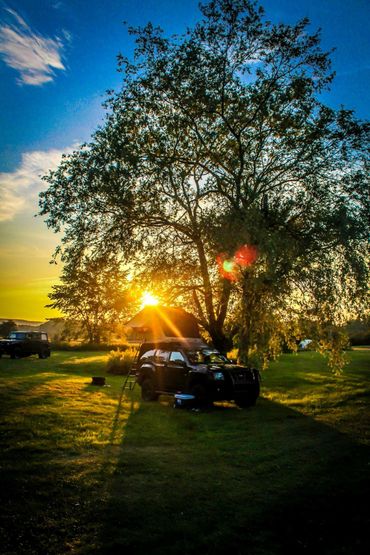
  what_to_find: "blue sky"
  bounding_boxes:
[0,0,369,173]
[0,0,369,320]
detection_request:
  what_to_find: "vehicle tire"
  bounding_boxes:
[38,350,49,359]
[141,377,159,401]
[234,385,260,408]
[11,348,22,360]
[190,383,212,408]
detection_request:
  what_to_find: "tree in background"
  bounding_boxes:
[40,0,369,366]
[0,320,17,338]
[47,257,130,344]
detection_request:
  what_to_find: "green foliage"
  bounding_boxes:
[40,0,369,367]
[106,347,137,374]
[47,256,131,344]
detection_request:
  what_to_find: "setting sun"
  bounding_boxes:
[141,291,159,308]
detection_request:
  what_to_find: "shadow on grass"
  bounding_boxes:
[0,353,112,420]
[0,379,138,555]
[95,397,370,555]
[1,352,369,555]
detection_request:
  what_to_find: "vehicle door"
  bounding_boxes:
[153,349,170,391]
[166,350,188,392]
[26,332,36,355]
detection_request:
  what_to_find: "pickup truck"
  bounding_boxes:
[0,331,51,359]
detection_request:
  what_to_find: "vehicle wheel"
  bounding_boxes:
[190,383,212,408]
[11,348,22,360]
[234,385,260,408]
[38,350,48,359]
[141,377,158,401]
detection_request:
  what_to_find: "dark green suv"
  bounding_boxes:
[0,331,51,359]
[136,338,260,408]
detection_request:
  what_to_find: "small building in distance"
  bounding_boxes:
[125,306,200,343]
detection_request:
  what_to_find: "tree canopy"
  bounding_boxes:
[47,257,129,344]
[0,320,17,338]
[40,0,369,367]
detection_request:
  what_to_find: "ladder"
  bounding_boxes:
[121,344,141,392]
[122,367,137,391]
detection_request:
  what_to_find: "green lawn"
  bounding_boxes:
[1,350,370,554]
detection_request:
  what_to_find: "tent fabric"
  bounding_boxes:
[125,306,200,341]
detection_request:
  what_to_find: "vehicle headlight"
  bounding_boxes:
[213,371,224,380]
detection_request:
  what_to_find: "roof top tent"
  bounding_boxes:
[125,306,201,343]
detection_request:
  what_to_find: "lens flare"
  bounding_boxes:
[141,292,159,307]
[223,260,234,273]
[216,245,258,281]
[234,245,258,267]
[217,254,237,281]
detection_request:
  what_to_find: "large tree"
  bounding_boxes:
[40,0,369,364]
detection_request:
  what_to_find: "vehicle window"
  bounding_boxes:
[41,333,48,341]
[205,350,228,363]
[9,332,26,340]
[187,350,204,364]
[169,351,185,363]
[187,349,228,364]
[155,350,169,362]
[140,349,155,360]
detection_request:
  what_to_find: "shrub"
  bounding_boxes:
[106,348,137,375]
[50,341,131,352]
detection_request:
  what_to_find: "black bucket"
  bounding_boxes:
[91,376,106,386]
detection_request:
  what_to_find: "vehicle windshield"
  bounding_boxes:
[8,332,26,340]
[187,349,229,364]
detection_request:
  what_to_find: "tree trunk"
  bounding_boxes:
[194,242,233,353]
[208,322,232,354]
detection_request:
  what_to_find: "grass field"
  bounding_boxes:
[1,350,370,554]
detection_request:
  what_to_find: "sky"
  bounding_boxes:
[0,0,369,321]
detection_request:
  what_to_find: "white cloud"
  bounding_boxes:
[0,146,75,222]
[0,8,68,85]
[52,2,66,11]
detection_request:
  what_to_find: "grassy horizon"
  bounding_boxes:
[0,350,369,554]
